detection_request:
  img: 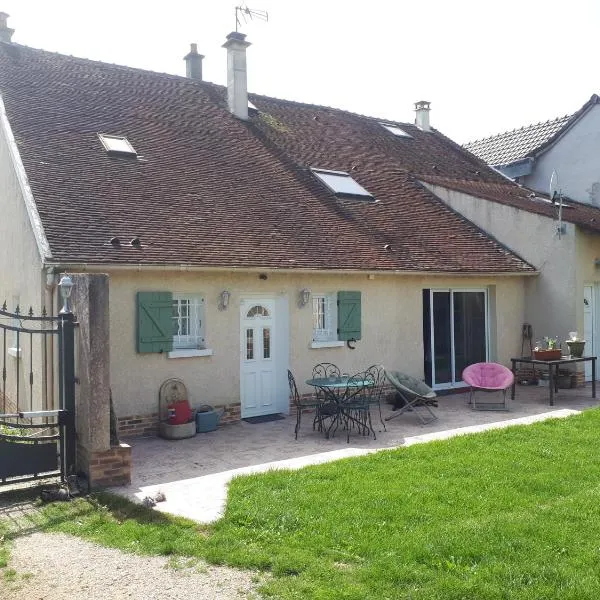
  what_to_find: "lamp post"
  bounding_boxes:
[57,274,76,478]
[58,275,74,314]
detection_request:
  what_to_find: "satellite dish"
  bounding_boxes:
[549,169,559,203]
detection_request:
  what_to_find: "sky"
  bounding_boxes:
[3,0,600,143]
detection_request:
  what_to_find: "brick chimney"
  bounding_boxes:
[415,100,431,132]
[184,43,204,82]
[0,12,14,43]
[222,32,251,121]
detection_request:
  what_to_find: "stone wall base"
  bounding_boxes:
[78,443,131,488]
[118,403,242,437]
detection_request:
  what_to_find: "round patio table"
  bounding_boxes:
[305,376,375,441]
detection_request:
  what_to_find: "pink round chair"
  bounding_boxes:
[462,362,514,410]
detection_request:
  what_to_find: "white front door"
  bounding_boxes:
[584,285,594,381]
[240,298,277,418]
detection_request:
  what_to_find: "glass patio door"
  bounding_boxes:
[424,289,488,389]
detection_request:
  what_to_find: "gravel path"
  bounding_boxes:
[2,531,261,600]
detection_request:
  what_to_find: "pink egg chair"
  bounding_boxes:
[462,362,514,411]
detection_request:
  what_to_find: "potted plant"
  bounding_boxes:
[533,336,562,361]
[565,331,586,358]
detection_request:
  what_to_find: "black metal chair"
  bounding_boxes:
[288,369,326,440]
[336,371,376,443]
[364,364,387,431]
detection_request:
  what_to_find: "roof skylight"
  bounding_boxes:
[380,123,412,138]
[99,134,137,156]
[311,168,374,199]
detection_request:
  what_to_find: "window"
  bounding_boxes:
[380,122,412,138]
[312,294,337,342]
[172,294,205,350]
[99,134,137,156]
[311,168,374,199]
[136,291,212,358]
[311,291,362,348]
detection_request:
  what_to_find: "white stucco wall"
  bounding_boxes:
[106,269,526,419]
[523,103,600,205]
[0,117,46,411]
[423,183,578,349]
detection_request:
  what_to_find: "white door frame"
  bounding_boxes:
[584,285,595,381]
[239,295,289,418]
[429,288,490,390]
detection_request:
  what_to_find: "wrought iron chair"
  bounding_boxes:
[336,370,377,443]
[288,369,327,440]
[311,362,342,404]
[384,369,438,425]
[364,364,387,431]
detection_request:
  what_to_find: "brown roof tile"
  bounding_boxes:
[421,175,600,234]
[0,42,534,274]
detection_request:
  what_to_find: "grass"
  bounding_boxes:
[4,410,600,598]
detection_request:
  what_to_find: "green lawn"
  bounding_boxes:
[4,410,600,599]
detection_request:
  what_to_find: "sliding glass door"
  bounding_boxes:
[423,289,488,389]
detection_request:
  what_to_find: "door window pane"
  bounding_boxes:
[453,291,487,381]
[432,292,452,384]
[246,328,254,360]
[263,328,271,359]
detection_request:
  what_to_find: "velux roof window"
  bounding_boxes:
[99,134,137,156]
[380,122,412,138]
[311,168,374,199]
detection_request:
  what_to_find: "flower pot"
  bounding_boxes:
[532,349,562,361]
[566,340,585,358]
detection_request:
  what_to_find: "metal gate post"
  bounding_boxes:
[58,292,77,479]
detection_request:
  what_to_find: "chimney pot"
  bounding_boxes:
[414,100,431,132]
[184,43,204,82]
[0,12,14,43]
[222,31,252,120]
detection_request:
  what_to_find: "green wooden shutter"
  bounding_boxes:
[337,291,362,341]
[136,291,173,353]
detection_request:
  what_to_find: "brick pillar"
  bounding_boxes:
[71,274,131,488]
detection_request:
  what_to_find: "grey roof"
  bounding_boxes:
[464,114,572,166]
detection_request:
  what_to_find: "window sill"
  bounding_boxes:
[8,347,22,358]
[167,348,214,359]
[310,341,345,349]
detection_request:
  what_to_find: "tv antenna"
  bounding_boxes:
[549,169,565,239]
[235,4,269,32]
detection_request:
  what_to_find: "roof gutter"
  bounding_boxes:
[0,94,52,261]
[43,261,538,277]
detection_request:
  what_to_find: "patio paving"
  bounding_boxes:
[112,383,600,523]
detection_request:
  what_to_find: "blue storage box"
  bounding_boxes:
[196,408,220,433]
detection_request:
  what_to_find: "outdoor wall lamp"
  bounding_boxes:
[58,274,74,314]
[220,290,231,309]
[299,288,311,307]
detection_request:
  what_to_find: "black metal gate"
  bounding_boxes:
[0,302,76,485]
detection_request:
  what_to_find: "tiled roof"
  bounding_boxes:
[421,175,600,234]
[0,42,534,274]
[464,115,572,166]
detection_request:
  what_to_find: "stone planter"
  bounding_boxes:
[532,349,562,361]
[159,421,197,440]
[566,340,585,358]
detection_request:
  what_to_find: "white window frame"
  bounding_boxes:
[98,133,137,156]
[311,168,374,199]
[311,293,344,348]
[168,294,213,358]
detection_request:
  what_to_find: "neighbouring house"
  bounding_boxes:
[0,15,540,435]
[464,94,600,206]
[420,175,600,381]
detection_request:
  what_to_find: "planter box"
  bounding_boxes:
[532,349,562,361]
